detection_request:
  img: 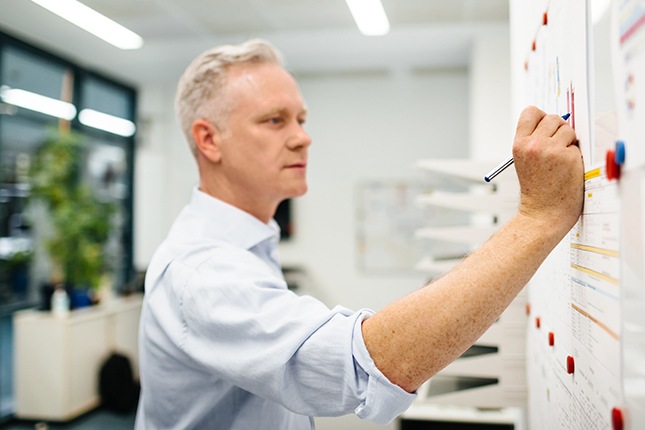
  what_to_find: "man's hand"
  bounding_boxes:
[512,106,584,236]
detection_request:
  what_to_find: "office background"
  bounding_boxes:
[0,1,539,429]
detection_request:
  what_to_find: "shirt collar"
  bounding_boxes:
[188,187,281,251]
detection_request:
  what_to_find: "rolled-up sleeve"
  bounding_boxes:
[351,311,417,424]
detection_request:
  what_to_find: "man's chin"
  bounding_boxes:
[286,184,308,199]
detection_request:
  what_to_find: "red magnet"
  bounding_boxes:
[525,303,531,316]
[532,40,537,51]
[566,355,575,374]
[543,12,548,25]
[612,407,624,430]
[606,150,621,180]
[535,317,541,329]
[548,332,555,346]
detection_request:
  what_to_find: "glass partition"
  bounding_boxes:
[0,31,136,422]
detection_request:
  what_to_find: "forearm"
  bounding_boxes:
[362,212,567,393]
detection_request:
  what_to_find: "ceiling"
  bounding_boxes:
[0,0,509,88]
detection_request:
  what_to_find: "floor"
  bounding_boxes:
[0,408,136,430]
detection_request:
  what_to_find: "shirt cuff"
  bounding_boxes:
[351,310,417,424]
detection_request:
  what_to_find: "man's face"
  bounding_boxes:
[215,62,311,209]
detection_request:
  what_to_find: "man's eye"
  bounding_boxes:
[268,117,283,124]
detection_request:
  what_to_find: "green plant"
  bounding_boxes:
[29,128,114,290]
[5,250,33,272]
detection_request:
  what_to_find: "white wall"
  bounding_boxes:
[134,84,197,269]
[279,69,469,313]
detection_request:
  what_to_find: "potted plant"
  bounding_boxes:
[6,249,33,300]
[29,128,114,310]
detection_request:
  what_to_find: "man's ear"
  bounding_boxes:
[192,119,222,163]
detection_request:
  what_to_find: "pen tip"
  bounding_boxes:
[562,112,571,120]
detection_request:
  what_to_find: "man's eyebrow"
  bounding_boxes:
[259,107,308,117]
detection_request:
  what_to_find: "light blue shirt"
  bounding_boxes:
[135,188,415,429]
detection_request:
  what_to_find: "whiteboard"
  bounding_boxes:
[510,0,645,428]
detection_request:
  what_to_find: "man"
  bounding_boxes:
[135,39,583,429]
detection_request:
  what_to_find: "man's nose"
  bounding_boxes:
[288,124,312,149]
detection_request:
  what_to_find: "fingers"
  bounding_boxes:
[552,123,577,147]
[516,106,546,137]
[516,106,576,156]
[534,114,571,140]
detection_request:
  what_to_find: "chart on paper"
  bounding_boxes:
[527,166,621,430]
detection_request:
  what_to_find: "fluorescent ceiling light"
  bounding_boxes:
[0,86,77,120]
[79,109,136,137]
[28,0,143,50]
[345,0,390,36]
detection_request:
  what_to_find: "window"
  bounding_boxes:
[0,30,137,421]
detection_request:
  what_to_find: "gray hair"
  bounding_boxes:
[175,39,284,157]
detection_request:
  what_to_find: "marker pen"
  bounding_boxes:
[484,112,571,182]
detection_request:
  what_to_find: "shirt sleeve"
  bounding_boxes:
[350,311,417,423]
[175,245,416,423]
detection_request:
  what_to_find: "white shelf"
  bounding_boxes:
[416,159,517,183]
[416,191,518,214]
[414,380,527,409]
[415,256,464,273]
[401,402,526,428]
[415,225,498,244]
